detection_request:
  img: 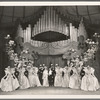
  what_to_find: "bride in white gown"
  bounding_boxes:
[42,66,49,87]
[54,64,62,87]
[61,67,70,87]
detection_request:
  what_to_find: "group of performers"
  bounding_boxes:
[0,54,99,92]
[0,35,99,92]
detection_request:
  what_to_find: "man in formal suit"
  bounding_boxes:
[48,67,53,86]
[38,64,44,85]
[48,64,56,86]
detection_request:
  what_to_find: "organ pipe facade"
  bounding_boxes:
[16,7,88,55]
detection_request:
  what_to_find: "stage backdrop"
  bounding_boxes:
[34,55,66,67]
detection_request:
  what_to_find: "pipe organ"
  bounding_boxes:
[17,24,31,43]
[78,18,88,41]
[17,20,87,46]
[32,7,69,37]
[16,7,87,55]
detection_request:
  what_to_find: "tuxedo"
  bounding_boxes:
[38,67,44,85]
[48,68,56,86]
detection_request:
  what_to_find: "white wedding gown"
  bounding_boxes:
[61,67,70,87]
[42,69,49,87]
[54,67,62,87]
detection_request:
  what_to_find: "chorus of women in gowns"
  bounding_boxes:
[61,67,70,87]
[69,67,80,89]
[0,67,19,92]
[42,67,49,87]
[54,66,62,87]
[28,67,41,87]
[18,67,30,89]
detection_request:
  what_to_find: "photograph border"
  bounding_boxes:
[0,1,100,99]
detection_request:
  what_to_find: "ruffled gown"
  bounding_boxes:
[69,67,80,89]
[42,69,49,87]
[18,68,30,89]
[54,67,62,87]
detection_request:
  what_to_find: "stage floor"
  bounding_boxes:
[0,87,100,95]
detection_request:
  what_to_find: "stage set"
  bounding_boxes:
[0,6,100,95]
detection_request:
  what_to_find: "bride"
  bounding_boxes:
[42,66,49,87]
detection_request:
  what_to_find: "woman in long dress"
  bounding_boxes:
[28,66,41,87]
[42,66,49,87]
[81,67,89,91]
[18,67,30,89]
[69,66,80,89]
[61,66,70,87]
[76,61,84,88]
[29,66,41,87]
[54,64,62,87]
[88,66,100,91]
[0,66,13,92]
[10,68,20,90]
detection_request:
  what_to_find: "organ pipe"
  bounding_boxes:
[16,7,87,45]
[32,7,70,37]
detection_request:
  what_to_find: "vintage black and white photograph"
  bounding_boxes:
[0,2,100,98]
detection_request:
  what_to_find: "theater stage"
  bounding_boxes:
[0,87,100,95]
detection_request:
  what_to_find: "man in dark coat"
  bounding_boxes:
[48,64,56,86]
[38,64,44,85]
